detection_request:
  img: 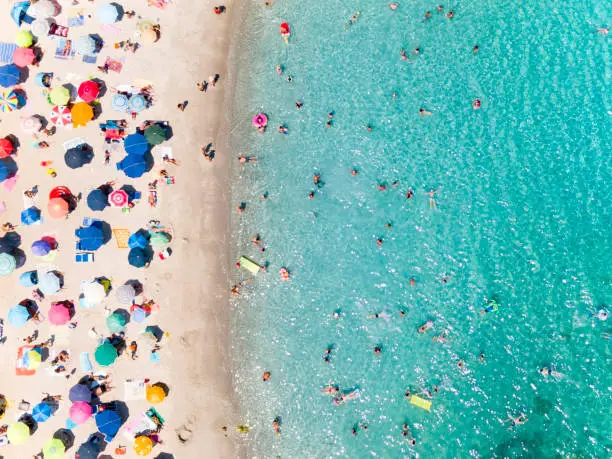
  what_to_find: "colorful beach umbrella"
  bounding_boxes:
[50,105,71,126]
[0,90,19,113]
[94,342,118,366]
[106,312,126,333]
[31,239,52,256]
[28,0,58,19]
[95,409,121,436]
[48,301,72,325]
[7,422,30,444]
[115,284,136,304]
[144,125,166,145]
[78,80,100,102]
[49,86,70,105]
[42,438,65,459]
[0,252,16,276]
[111,93,128,111]
[8,304,29,326]
[69,384,91,403]
[75,226,104,251]
[48,197,69,218]
[124,133,148,155]
[38,271,61,295]
[74,35,96,55]
[24,348,42,369]
[109,189,129,207]
[117,154,148,178]
[87,188,110,211]
[21,206,41,225]
[21,115,42,133]
[69,401,93,424]
[13,47,35,67]
[71,102,94,127]
[19,270,38,287]
[15,30,33,48]
[0,138,13,157]
[146,385,166,404]
[32,402,52,422]
[128,94,146,112]
[82,281,106,303]
[97,3,120,24]
[0,64,20,87]
[134,435,153,456]
[65,145,93,168]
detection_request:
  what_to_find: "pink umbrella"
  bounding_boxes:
[13,47,36,67]
[77,80,100,103]
[108,189,129,207]
[50,105,72,127]
[48,302,72,325]
[69,401,92,424]
[252,113,268,128]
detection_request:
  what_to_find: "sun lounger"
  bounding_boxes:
[75,252,94,263]
[239,256,262,275]
[0,42,17,64]
[79,352,93,373]
[63,137,88,151]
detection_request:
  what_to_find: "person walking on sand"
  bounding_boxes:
[129,341,138,360]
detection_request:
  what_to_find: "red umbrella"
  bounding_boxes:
[50,105,72,127]
[48,302,72,325]
[49,186,72,199]
[0,138,13,158]
[13,47,35,67]
[108,189,128,207]
[77,80,99,103]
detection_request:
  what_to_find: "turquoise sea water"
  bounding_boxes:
[229,1,611,457]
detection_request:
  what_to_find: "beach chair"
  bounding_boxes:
[75,252,94,263]
[82,217,102,227]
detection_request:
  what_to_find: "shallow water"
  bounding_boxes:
[229,1,611,457]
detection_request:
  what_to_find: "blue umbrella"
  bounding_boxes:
[87,189,110,211]
[0,162,10,182]
[11,1,35,26]
[8,304,30,327]
[77,436,103,459]
[74,35,96,56]
[97,3,120,24]
[128,94,146,112]
[69,384,92,403]
[31,240,51,256]
[75,226,104,251]
[21,207,41,225]
[95,409,122,437]
[32,402,52,422]
[117,154,147,178]
[128,229,150,249]
[128,247,152,268]
[19,270,38,287]
[123,133,148,156]
[65,146,94,169]
[38,271,61,295]
[111,93,128,111]
[131,307,147,323]
[0,64,20,88]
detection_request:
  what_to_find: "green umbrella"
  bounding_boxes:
[106,312,126,333]
[7,421,30,445]
[149,231,171,249]
[16,30,33,48]
[0,252,16,276]
[94,342,118,366]
[49,86,70,105]
[144,125,167,145]
[43,438,66,459]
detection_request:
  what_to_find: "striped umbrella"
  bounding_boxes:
[0,89,19,112]
[21,115,42,133]
[50,105,71,127]
[108,189,129,207]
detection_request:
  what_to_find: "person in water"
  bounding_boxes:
[262,371,271,381]
[418,320,433,333]
[504,414,528,427]
[419,108,433,116]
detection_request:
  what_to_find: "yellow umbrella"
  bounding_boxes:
[71,102,94,127]
[26,348,42,370]
[145,385,166,404]
[49,86,70,105]
[16,30,33,48]
[7,422,30,445]
[134,435,153,456]
[138,20,154,32]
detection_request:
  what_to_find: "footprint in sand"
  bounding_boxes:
[176,422,193,444]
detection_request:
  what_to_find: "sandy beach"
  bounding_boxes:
[0,0,239,457]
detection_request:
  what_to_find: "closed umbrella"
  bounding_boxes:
[50,105,71,126]
[74,35,96,55]
[149,231,170,249]
[87,188,110,211]
[71,102,94,127]
[28,0,58,19]
[19,270,38,287]
[94,342,117,366]
[48,301,72,325]
[0,64,20,87]
[31,239,52,256]
[38,271,61,295]
[134,435,153,456]
[69,401,93,424]
[21,206,41,225]
[124,133,148,155]
[15,30,33,48]
[43,438,65,459]
[109,189,129,207]
[128,247,152,268]
[75,226,104,251]
[8,304,30,326]
[7,422,30,445]
[0,252,16,276]
[48,197,69,218]
[0,138,13,157]
[128,94,146,112]
[77,80,99,102]
[49,86,70,105]
[117,154,147,178]
[97,3,120,24]
[115,284,135,304]
[0,90,19,113]
[144,125,166,145]
[146,385,166,404]
[32,402,53,422]
[20,115,42,133]
[82,281,106,303]
[95,409,121,436]
[111,93,128,111]
[65,146,93,168]
[13,47,35,67]
[69,384,92,403]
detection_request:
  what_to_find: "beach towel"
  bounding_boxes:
[104,56,124,73]
[0,42,18,64]
[49,23,69,37]
[82,54,97,64]
[15,345,36,376]
[123,379,146,401]
[147,0,170,9]
[67,14,85,27]
[55,38,75,60]
[79,352,93,373]
[112,228,130,248]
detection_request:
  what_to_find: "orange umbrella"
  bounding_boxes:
[145,385,166,404]
[48,197,69,218]
[71,102,94,127]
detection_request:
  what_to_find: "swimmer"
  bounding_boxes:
[276,64,282,75]
[367,312,389,319]
[472,99,481,109]
[377,182,387,191]
[597,27,609,36]
[313,173,321,185]
[479,353,485,363]
[404,390,411,398]
[400,48,410,61]
[230,285,240,297]
[402,424,416,445]
[260,192,268,200]
[326,120,332,128]
[437,5,443,12]
[376,237,383,246]
[388,3,398,10]
[278,125,288,134]
[272,417,281,435]
[332,309,342,319]
[409,277,416,286]
[238,155,257,164]
[446,10,454,19]
[350,169,359,176]
[399,310,405,316]
[262,371,271,381]
[345,11,360,29]
[279,267,290,281]
[296,101,303,109]
[308,191,315,199]
[473,44,479,53]
[480,299,500,315]
[321,384,340,395]
[251,234,261,245]
[504,414,528,427]
[406,188,414,199]
[237,203,246,213]
[539,366,563,378]
[374,345,382,355]
[328,111,334,120]
[592,308,609,321]
[413,46,421,55]
[432,330,451,343]
[424,11,432,21]
[287,75,293,84]
[457,359,465,369]
[366,124,372,132]
[418,320,433,333]
[385,222,393,229]
[419,108,433,116]
[425,188,439,208]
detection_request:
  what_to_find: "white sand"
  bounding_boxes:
[0,0,239,457]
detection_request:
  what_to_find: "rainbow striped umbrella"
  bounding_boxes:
[0,89,19,112]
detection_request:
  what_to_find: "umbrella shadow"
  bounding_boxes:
[115,400,130,423]
[54,428,75,450]
[91,34,105,54]
[143,151,154,173]
[97,220,112,244]
[110,2,124,20]
[13,89,27,109]
[0,231,21,250]
[125,279,143,295]
[18,413,38,435]
[5,134,20,152]
[22,298,39,317]
[112,308,130,326]
[119,184,138,201]
[64,83,77,101]
[91,78,107,98]
[12,248,26,269]
[50,270,65,288]
[17,66,29,85]
[145,325,164,342]
[92,101,103,121]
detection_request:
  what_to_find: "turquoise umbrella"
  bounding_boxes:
[106,312,126,333]
[0,252,16,276]
[8,304,30,326]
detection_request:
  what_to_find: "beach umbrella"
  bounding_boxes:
[32,402,52,422]
[48,302,72,325]
[7,422,30,445]
[128,94,146,112]
[111,93,128,111]
[128,230,150,249]
[95,409,121,436]
[69,384,91,403]
[15,30,33,48]
[109,189,129,207]
[97,3,120,24]
[77,80,99,102]
[0,138,13,157]
[11,1,35,26]
[0,161,12,182]
[0,90,19,113]
[20,115,42,133]
[38,271,61,295]
[31,239,52,256]
[48,197,69,218]
[128,247,152,268]
[75,226,104,251]
[124,133,148,155]
[140,28,158,45]
[65,146,94,168]
[24,348,42,369]
[19,270,38,287]
[0,64,20,87]
[8,304,29,326]
[115,284,136,304]
[144,125,166,145]
[28,0,58,19]
[0,252,16,276]
[106,312,126,333]
[49,86,70,106]
[149,231,171,249]
[43,438,65,459]
[146,385,166,404]
[31,19,51,37]
[94,342,117,366]
[117,154,148,178]
[71,102,94,127]
[82,281,106,303]
[21,206,41,225]
[77,439,102,459]
[134,435,153,456]
[131,307,147,323]
[87,188,110,211]
[13,47,35,67]
[69,401,93,424]
[74,35,96,55]
[50,105,71,126]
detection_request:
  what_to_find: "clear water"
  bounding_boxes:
[229,1,611,457]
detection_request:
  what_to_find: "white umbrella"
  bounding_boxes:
[38,271,61,295]
[115,284,136,305]
[20,116,42,133]
[28,0,59,19]
[81,281,106,304]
